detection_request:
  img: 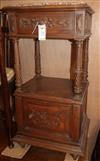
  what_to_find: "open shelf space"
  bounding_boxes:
[15,76,87,104]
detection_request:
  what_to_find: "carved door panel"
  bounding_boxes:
[16,97,74,143]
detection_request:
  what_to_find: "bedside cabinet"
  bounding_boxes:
[2,4,94,159]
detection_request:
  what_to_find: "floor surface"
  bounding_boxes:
[0,119,65,161]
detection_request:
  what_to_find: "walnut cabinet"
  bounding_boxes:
[2,4,94,158]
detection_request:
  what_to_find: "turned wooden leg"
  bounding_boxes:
[73,40,83,94]
[82,38,89,83]
[34,39,41,77]
[13,38,22,88]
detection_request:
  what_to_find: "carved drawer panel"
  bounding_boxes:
[17,12,75,38]
[7,11,92,39]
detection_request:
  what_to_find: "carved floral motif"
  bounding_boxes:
[19,16,71,30]
[28,108,64,130]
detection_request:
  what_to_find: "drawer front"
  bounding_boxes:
[7,9,92,39]
[8,11,75,38]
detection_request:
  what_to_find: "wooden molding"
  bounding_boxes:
[1,0,87,8]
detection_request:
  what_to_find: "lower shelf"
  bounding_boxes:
[12,115,89,157]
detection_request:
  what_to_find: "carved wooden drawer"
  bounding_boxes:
[4,5,93,39]
[18,12,75,38]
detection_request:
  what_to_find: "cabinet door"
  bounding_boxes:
[15,96,75,144]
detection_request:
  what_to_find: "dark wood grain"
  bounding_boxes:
[2,4,94,39]
[15,76,88,104]
[35,40,41,77]
[73,40,83,94]
[82,38,89,83]
[0,18,13,147]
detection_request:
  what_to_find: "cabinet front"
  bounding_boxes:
[15,97,77,144]
[8,11,75,39]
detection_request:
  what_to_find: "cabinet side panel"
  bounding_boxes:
[70,105,81,141]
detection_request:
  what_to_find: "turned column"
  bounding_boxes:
[34,39,41,77]
[70,40,76,81]
[73,40,83,94]
[82,38,89,83]
[12,38,22,88]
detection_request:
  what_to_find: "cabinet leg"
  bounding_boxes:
[6,127,13,148]
[3,118,13,148]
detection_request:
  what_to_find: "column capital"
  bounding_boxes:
[74,39,84,45]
